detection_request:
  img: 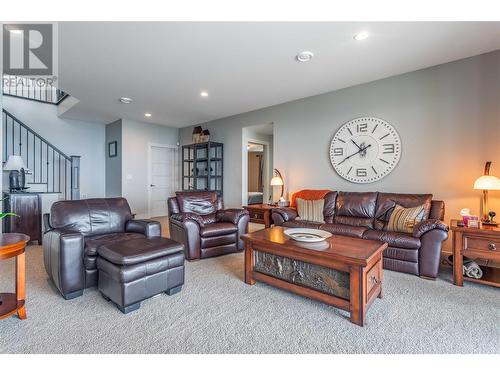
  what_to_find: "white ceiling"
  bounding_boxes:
[58,22,500,127]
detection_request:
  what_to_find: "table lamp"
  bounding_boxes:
[3,155,29,192]
[270,168,284,204]
[473,161,500,226]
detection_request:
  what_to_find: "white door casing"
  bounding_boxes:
[148,143,178,218]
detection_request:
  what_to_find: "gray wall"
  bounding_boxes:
[105,119,123,197]
[121,119,179,217]
[3,96,106,199]
[180,50,500,250]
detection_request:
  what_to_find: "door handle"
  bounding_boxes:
[150,184,156,187]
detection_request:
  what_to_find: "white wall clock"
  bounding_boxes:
[329,117,401,184]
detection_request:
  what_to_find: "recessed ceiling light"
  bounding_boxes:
[9,29,22,35]
[119,97,133,104]
[144,113,152,117]
[296,51,314,62]
[200,91,209,97]
[354,31,369,41]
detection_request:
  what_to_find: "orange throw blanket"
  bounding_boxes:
[290,189,332,208]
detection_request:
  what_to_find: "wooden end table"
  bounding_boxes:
[243,204,275,228]
[241,227,386,326]
[450,219,500,287]
[0,233,30,321]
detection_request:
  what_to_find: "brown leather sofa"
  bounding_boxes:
[272,191,449,279]
[167,191,250,260]
[43,198,165,299]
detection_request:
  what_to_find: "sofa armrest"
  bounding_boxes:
[43,228,85,299]
[170,213,204,227]
[126,219,161,238]
[272,207,298,222]
[413,219,449,238]
[216,209,249,225]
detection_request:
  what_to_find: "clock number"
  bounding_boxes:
[356,168,367,177]
[332,147,343,156]
[357,123,368,133]
[383,144,395,154]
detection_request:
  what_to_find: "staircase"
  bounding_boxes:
[2,75,80,200]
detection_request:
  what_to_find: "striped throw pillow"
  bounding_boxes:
[296,198,325,223]
[386,204,426,233]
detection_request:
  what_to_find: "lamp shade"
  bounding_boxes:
[270,176,284,186]
[473,175,500,190]
[3,155,27,171]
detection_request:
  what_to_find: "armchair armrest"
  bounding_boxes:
[170,213,205,227]
[272,207,298,222]
[413,219,449,238]
[43,228,85,299]
[43,213,52,233]
[126,219,161,238]
[216,209,249,225]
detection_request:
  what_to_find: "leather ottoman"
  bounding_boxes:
[96,237,185,313]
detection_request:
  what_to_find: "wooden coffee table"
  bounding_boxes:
[241,227,386,326]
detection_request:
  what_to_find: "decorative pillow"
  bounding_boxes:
[296,198,325,223]
[386,204,426,233]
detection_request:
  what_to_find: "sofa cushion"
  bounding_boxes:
[85,232,145,257]
[334,192,378,228]
[199,222,238,237]
[290,189,332,207]
[50,198,134,236]
[320,223,368,238]
[362,229,421,249]
[175,191,219,215]
[374,193,432,230]
[296,198,325,223]
[282,220,322,229]
[386,204,426,233]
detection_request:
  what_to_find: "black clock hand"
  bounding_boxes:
[351,139,362,150]
[337,144,372,165]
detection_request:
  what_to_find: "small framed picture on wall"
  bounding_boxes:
[108,141,118,157]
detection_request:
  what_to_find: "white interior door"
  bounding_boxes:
[149,145,178,217]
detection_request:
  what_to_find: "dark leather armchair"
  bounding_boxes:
[167,192,250,260]
[43,197,161,299]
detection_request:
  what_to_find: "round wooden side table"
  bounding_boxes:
[0,233,30,321]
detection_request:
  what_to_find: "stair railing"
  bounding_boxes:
[2,74,68,105]
[2,109,80,200]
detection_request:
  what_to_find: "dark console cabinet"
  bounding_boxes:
[3,192,42,244]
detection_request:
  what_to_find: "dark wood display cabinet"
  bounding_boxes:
[182,141,223,196]
[2,192,42,245]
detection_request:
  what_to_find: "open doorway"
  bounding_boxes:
[242,123,274,206]
[247,142,265,204]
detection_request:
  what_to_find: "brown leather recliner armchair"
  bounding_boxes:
[43,198,162,300]
[167,192,250,260]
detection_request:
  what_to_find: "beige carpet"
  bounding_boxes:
[0,241,499,354]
